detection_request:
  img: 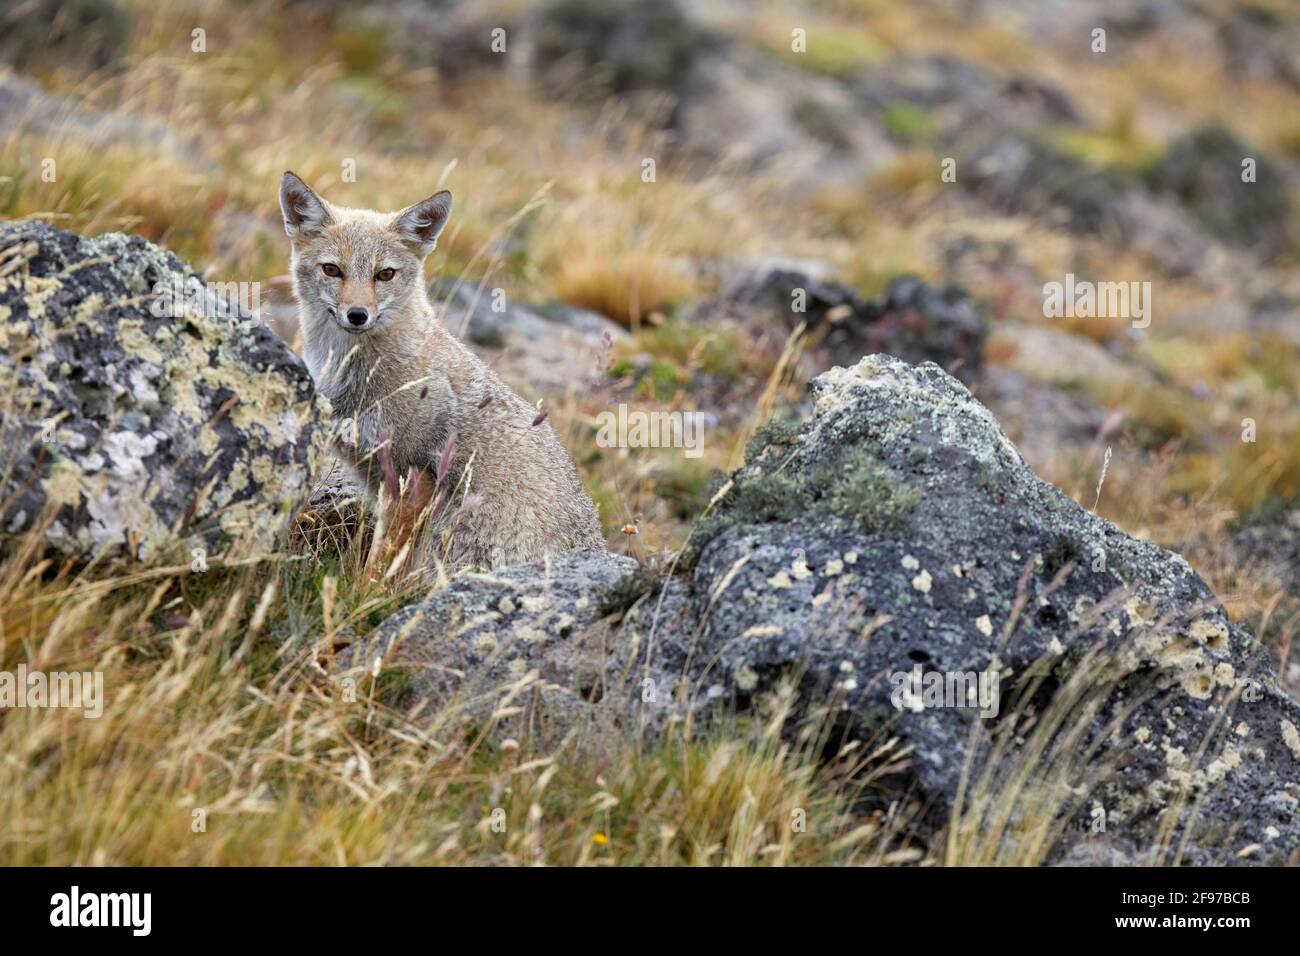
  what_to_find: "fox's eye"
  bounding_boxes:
[375,268,396,282]
[321,263,342,278]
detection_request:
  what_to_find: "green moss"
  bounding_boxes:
[882,104,936,144]
[631,318,749,380]
[333,22,389,74]
[784,28,887,76]
[1051,128,1163,174]
[1042,533,1081,575]
[744,416,801,463]
[594,565,661,618]
[656,456,717,521]
[684,439,919,566]
[372,666,416,709]
[333,76,406,128]
[648,361,685,401]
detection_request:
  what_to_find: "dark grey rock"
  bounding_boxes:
[853,54,1082,149]
[964,134,1135,238]
[533,0,716,102]
[0,0,131,70]
[962,132,1236,276]
[1232,506,1300,601]
[712,269,986,384]
[1147,124,1293,261]
[1216,3,1300,90]
[0,220,328,562]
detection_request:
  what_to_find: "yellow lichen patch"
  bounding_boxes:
[41,459,86,509]
[1156,635,1204,670]
[1180,669,1215,700]
[223,461,250,501]
[1202,745,1242,786]
[1282,720,1300,762]
[1188,615,1230,652]
[767,570,793,589]
[516,625,549,645]
[1161,740,1243,791]
[116,318,165,364]
[13,273,61,322]
[1213,662,1235,689]
[73,292,106,325]
[1124,596,1156,627]
[250,455,276,487]
[735,665,759,691]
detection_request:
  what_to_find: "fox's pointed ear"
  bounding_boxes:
[391,190,452,255]
[279,171,333,239]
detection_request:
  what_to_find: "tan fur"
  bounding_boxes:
[279,171,605,569]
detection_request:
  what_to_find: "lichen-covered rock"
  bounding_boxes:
[0,220,329,562]
[343,549,639,747]
[357,353,1300,864]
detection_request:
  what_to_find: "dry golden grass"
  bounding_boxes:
[0,507,919,865]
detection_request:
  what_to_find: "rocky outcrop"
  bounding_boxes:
[0,220,328,562]
[349,354,1300,864]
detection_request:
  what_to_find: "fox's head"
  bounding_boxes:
[278,171,451,337]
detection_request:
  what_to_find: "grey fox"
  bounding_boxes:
[279,171,606,569]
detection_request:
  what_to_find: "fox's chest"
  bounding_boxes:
[307,341,456,454]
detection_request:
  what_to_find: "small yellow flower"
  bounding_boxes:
[592,832,609,846]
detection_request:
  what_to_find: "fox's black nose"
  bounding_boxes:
[345,308,370,327]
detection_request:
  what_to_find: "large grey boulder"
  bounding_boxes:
[0,220,329,562]
[353,353,1300,863]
